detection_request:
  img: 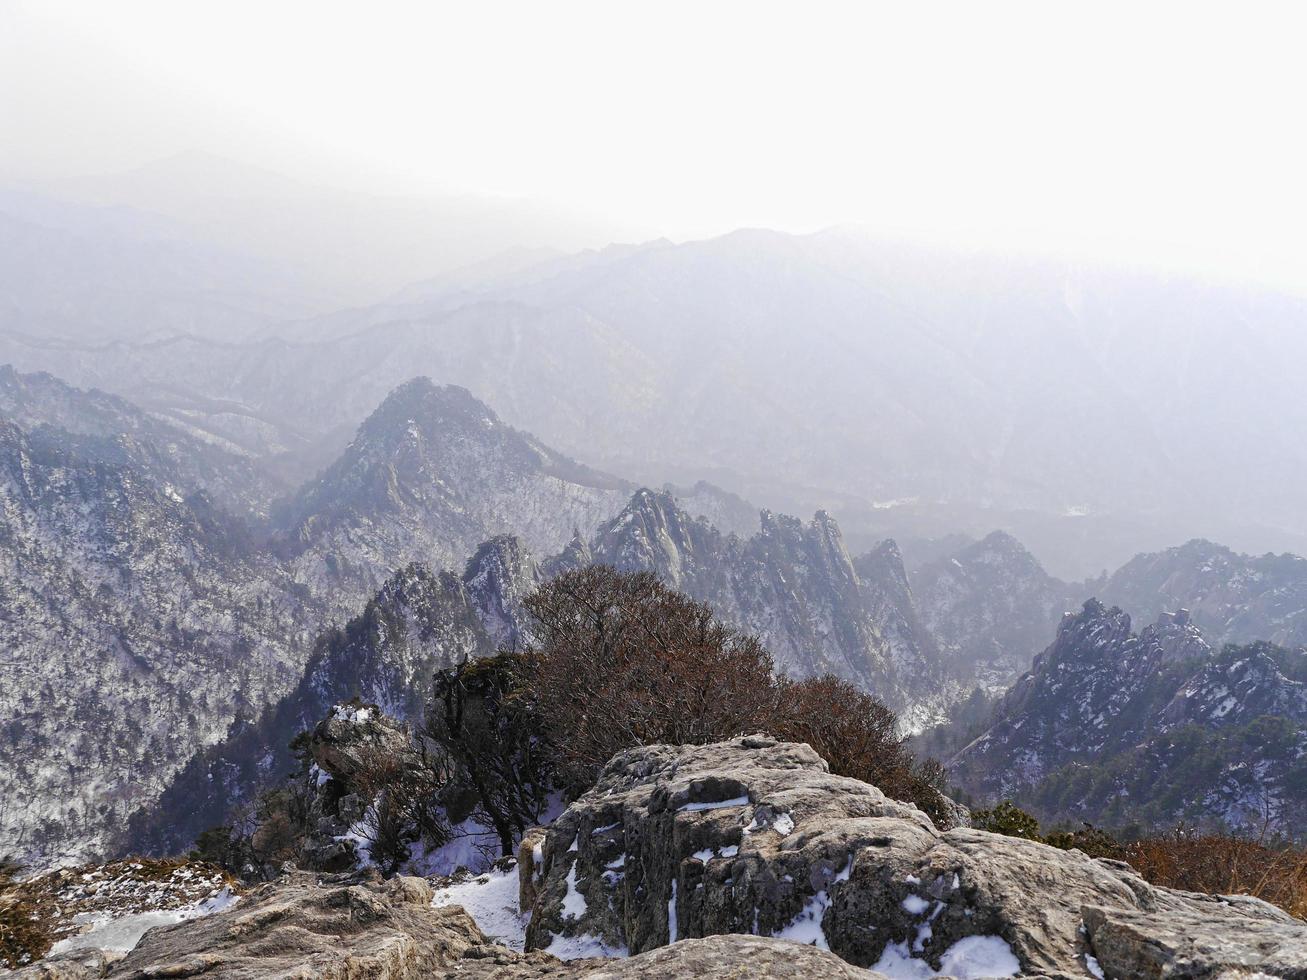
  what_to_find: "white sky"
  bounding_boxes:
[4,0,1307,287]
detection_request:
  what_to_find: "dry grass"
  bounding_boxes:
[0,856,238,968]
[1126,832,1307,921]
[0,860,53,970]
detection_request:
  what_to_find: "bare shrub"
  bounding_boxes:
[521,567,784,789]
[518,566,948,819]
[347,742,447,874]
[426,653,554,857]
[771,675,950,824]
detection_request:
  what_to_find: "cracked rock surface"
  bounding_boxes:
[526,734,1307,978]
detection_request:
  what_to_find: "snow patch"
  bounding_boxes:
[49,889,238,956]
[431,868,526,950]
[678,795,749,812]
[902,894,930,915]
[667,879,679,942]
[873,934,1020,979]
[562,861,588,919]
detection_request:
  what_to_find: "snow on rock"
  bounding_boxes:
[874,935,1020,979]
[49,888,239,956]
[525,734,1307,977]
[430,866,528,951]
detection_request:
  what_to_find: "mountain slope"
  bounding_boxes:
[0,374,628,863]
[0,188,331,343]
[910,531,1080,690]
[1100,538,1307,650]
[0,419,311,862]
[949,601,1307,833]
[125,553,518,855]
[0,365,287,516]
[10,227,1307,575]
[587,489,956,726]
[278,377,630,608]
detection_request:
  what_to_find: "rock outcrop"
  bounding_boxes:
[524,735,1307,978]
[15,871,890,979]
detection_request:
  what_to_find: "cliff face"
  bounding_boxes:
[589,489,956,724]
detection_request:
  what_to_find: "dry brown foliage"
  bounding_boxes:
[520,566,948,821]
[771,675,952,826]
[1126,832,1307,920]
[522,567,784,788]
[0,868,52,971]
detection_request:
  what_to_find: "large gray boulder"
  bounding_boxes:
[524,734,1307,978]
[12,872,885,979]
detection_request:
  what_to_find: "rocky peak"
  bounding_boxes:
[587,492,949,719]
[279,377,629,604]
[462,535,541,648]
[855,539,911,595]
[1160,640,1307,731]
[947,597,1307,833]
[591,488,724,589]
[910,532,1077,691]
[541,528,592,577]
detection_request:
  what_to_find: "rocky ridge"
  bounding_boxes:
[950,600,1307,832]
[587,489,955,723]
[1101,538,1307,650]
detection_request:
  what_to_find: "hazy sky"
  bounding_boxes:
[5,0,1307,287]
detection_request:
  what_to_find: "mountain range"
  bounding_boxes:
[7,189,1307,578]
[0,372,630,862]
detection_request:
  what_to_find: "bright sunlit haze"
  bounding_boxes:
[5,0,1307,290]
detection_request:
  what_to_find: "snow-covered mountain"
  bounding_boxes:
[0,374,626,863]
[1100,538,1307,650]
[948,600,1307,832]
[0,417,311,862]
[9,228,1307,576]
[276,377,631,612]
[128,491,968,855]
[12,359,1307,862]
[0,365,289,517]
